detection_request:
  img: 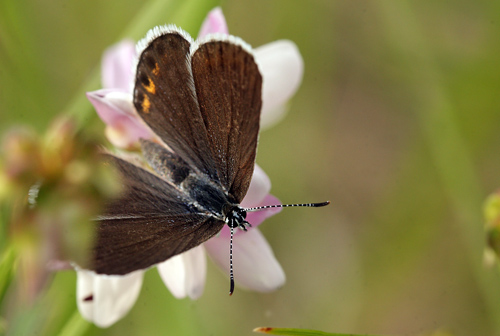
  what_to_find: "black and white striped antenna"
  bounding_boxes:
[245,201,330,212]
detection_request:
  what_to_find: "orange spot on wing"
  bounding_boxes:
[141,95,151,113]
[152,63,160,76]
[142,77,156,94]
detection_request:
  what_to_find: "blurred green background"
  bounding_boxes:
[2,0,500,335]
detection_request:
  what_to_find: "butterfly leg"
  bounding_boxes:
[239,220,252,231]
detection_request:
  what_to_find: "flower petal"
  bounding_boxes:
[101,40,136,91]
[254,40,304,128]
[240,164,271,208]
[76,270,144,328]
[198,7,229,38]
[86,89,154,148]
[205,228,285,292]
[87,89,133,125]
[157,245,207,300]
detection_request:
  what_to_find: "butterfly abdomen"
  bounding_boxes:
[140,139,191,185]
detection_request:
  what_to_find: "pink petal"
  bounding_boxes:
[101,40,136,91]
[205,228,285,292]
[254,40,304,128]
[156,246,206,300]
[86,89,154,148]
[198,7,229,38]
[240,164,271,207]
[76,270,144,328]
[87,89,133,125]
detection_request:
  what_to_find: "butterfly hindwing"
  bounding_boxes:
[92,154,225,275]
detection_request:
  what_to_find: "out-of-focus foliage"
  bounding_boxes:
[0,117,121,333]
[485,191,500,262]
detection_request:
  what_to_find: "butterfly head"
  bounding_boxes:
[224,205,250,231]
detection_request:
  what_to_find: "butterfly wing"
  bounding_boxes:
[92,154,225,275]
[134,28,262,202]
[133,30,220,183]
[190,38,262,202]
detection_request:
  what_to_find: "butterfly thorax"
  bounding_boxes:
[181,172,250,231]
[182,172,248,230]
[183,173,233,217]
[140,139,242,223]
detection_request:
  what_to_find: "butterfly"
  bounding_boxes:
[88,26,328,295]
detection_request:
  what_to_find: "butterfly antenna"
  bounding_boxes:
[245,201,330,212]
[229,226,235,296]
[228,201,329,295]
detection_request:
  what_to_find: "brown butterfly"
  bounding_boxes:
[88,26,328,295]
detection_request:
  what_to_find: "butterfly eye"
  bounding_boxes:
[235,208,247,221]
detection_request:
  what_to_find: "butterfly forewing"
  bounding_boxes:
[191,40,262,202]
[133,31,219,181]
